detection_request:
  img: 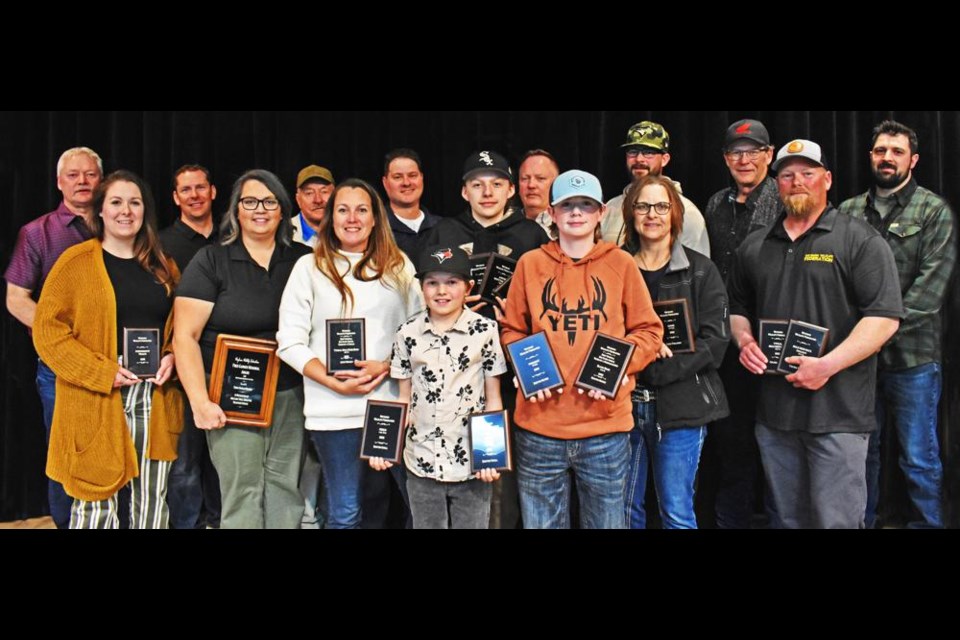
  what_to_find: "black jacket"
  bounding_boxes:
[387,206,442,260]
[417,208,550,264]
[632,243,731,430]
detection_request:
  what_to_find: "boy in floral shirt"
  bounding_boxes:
[375,245,507,529]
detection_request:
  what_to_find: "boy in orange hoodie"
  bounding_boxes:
[501,170,663,529]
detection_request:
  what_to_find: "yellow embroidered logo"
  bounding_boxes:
[804,253,835,264]
[787,141,805,154]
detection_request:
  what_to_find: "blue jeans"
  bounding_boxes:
[515,427,629,529]
[167,401,221,529]
[626,400,706,529]
[36,360,72,529]
[310,429,366,529]
[866,363,943,529]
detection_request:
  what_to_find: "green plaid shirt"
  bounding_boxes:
[839,178,956,370]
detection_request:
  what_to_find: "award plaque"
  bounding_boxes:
[359,400,408,463]
[478,254,517,304]
[468,252,491,297]
[776,320,830,375]
[506,332,565,400]
[758,319,790,375]
[574,333,636,400]
[469,410,513,473]
[326,318,366,373]
[209,334,281,428]
[123,328,161,379]
[654,299,695,353]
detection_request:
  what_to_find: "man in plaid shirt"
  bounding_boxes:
[839,120,957,529]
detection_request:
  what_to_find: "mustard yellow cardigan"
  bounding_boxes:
[33,239,183,502]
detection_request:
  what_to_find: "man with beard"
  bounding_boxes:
[292,165,335,248]
[600,120,710,256]
[701,119,782,529]
[839,121,956,529]
[518,149,560,236]
[728,139,903,528]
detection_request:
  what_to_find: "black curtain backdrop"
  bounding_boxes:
[1,110,957,525]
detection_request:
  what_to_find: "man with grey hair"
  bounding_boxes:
[5,146,104,528]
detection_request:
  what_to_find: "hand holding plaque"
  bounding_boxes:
[575,333,636,400]
[654,299,695,354]
[123,328,161,379]
[326,318,366,374]
[777,320,830,375]
[208,334,281,428]
[360,400,408,464]
[469,410,513,473]
[506,333,565,400]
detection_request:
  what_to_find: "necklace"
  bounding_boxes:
[636,250,669,271]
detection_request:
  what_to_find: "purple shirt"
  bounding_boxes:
[5,201,94,299]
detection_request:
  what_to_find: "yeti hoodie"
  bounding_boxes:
[501,240,663,439]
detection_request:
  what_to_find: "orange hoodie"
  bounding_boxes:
[502,241,663,439]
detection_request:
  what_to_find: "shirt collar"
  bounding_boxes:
[54,201,90,230]
[767,205,839,241]
[297,212,318,242]
[418,308,474,337]
[867,176,918,209]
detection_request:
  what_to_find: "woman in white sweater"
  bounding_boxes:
[277,179,422,529]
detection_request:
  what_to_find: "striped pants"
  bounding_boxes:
[70,382,171,529]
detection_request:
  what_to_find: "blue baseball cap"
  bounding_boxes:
[550,170,603,206]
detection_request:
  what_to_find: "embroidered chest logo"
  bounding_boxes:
[539,277,609,346]
[803,253,835,264]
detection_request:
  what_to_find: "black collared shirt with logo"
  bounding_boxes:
[728,207,903,434]
[176,241,311,391]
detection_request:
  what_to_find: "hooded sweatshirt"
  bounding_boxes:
[416,209,549,267]
[501,241,663,439]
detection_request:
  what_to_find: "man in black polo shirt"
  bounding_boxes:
[160,164,221,529]
[728,140,903,529]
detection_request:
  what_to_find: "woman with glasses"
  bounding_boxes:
[623,175,731,529]
[173,170,310,529]
[33,171,182,528]
[277,179,422,529]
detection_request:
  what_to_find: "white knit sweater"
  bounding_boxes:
[277,252,423,430]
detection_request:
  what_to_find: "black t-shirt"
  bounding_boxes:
[176,241,311,390]
[102,251,172,356]
[159,219,219,273]
[640,264,669,300]
[728,207,903,434]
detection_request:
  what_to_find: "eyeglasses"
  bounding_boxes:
[626,149,663,160]
[239,197,280,211]
[724,147,769,161]
[633,201,672,216]
[555,201,601,215]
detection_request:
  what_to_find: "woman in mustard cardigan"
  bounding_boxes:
[33,170,183,529]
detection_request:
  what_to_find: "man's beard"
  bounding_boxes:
[784,193,817,218]
[872,163,908,190]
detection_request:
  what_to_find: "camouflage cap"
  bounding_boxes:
[621,121,670,152]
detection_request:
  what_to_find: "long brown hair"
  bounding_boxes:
[93,170,179,296]
[314,179,411,315]
[622,175,685,252]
